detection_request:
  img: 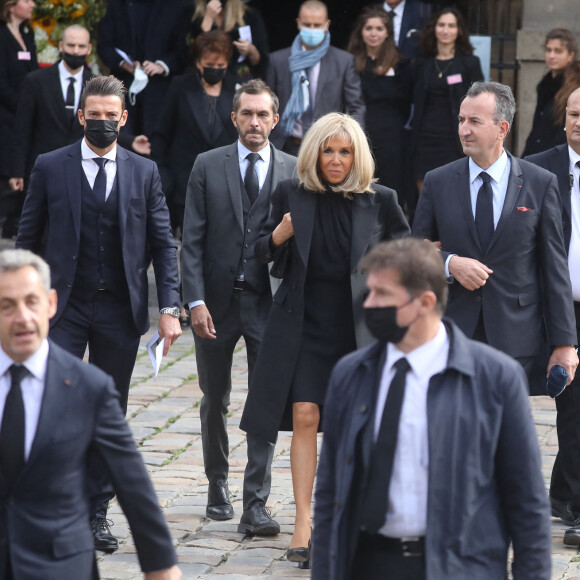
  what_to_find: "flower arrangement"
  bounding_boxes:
[30,0,106,68]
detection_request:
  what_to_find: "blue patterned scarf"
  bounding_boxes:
[280,32,331,137]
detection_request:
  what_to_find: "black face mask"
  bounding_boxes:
[201,66,227,85]
[364,304,412,344]
[84,119,119,149]
[62,52,86,70]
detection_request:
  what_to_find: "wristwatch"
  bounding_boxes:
[160,307,180,318]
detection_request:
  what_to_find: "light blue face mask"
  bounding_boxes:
[300,27,326,47]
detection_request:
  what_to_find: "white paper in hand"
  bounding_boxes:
[146,331,165,380]
[237,25,252,62]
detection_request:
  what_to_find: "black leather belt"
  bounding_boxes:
[360,532,425,557]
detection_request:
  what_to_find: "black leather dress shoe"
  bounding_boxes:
[91,517,118,553]
[237,502,280,536]
[206,480,234,520]
[551,496,578,526]
[564,525,580,545]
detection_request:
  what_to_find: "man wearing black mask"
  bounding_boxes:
[16,74,181,554]
[9,25,150,196]
[312,238,551,580]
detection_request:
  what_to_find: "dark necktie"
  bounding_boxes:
[65,76,76,115]
[360,357,411,533]
[0,364,29,489]
[475,171,494,253]
[93,158,108,202]
[244,153,260,205]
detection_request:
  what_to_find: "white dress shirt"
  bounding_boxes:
[567,146,580,300]
[188,140,271,310]
[0,339,49,460]
[383,0,406,46]
[58,60,84,114]
[81,138,117,200]
[374,322,449,537]
[445,151,511,276]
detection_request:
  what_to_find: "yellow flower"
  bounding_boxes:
[70,1,86,18]
[31,16,57,38]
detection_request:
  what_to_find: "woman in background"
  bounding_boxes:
[347,5,412,214]
[523,28,580,157]
[190,0,268,80]
[0,0,37,238]
[412,7,483,191]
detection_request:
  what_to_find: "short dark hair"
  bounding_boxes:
[194,30,233,62]
[361,238,448,316]
[232,79,279,116]
[1,0,18,23]
[80,75,127,111]
[419,7,473,57]
[464,81,516,127]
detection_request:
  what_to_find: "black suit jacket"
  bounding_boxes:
[11,63,93,178]
[151,71,239,207]
[239,180,410,443]
[411,53,484,153]
[267,45,366,149]
[181,142,297,321]
[16,141,180,334]
[0,341,176,577]
[397,0,433,59]
[412,153,576,358]
[526,144,572,251]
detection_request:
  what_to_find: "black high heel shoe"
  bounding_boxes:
[286,539,311,569]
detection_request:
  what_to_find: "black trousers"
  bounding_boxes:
[551,302,580,511]
[193,290,275,509]
[49,290,141,518]
[350,533,426,580]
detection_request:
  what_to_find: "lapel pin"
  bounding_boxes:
[64,379,71,385]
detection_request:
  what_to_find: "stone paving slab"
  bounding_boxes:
[89,269,580,578]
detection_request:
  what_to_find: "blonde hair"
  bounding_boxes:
[297,113,376,196]
[193,0,247,33]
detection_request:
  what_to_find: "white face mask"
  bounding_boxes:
[128,67,149,106]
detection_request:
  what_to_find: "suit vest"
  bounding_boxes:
[237,161,274,293]
[72,171,129,300]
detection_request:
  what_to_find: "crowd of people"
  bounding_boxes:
[1,0,580,579]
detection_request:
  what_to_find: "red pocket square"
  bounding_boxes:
[516,206,533,212]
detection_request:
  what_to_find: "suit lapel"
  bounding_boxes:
[46,64,71,133]
[314,53,330,117]
[290,186,316,266]
[455,159,481,250]
[116,146,132,242]
[224,144,244,231]
[187,76,213,146]
[25,346,76,467]
[66,143,83,244]
[350,193,380,270]
[487,153,523,252]
[553,146,572,227]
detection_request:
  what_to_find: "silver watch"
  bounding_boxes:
[160,307,180,318]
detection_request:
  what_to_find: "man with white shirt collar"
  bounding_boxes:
[15,74,181,553]
[412,81,578,395]
[181,79,297,535]
[526,87,580,545]
[0,249,181,580]
[379,0,433,60]
[312,238,551,580]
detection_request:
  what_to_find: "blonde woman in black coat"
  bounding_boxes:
[240,112,410,568]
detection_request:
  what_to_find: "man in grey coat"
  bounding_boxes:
[312,238,550,580]
[267,0,365,155]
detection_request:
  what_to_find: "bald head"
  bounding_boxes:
[298,0,328,20]
[59,25,92,73]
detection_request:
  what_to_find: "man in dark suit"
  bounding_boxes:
[181,79,296,535]
[96,0,189,136]
[526,86,580,545]
[16,75,182,553]
[412,81,578,388]
[312,238,551,580]
[380,0,433,60]
[0,249,181,580]
[267,0,365,155]
[9,25,150,194]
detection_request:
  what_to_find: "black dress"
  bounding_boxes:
[522,71,566,157]
[413,59,463,180]
[361,57,412,205]
[290,192,357,405]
